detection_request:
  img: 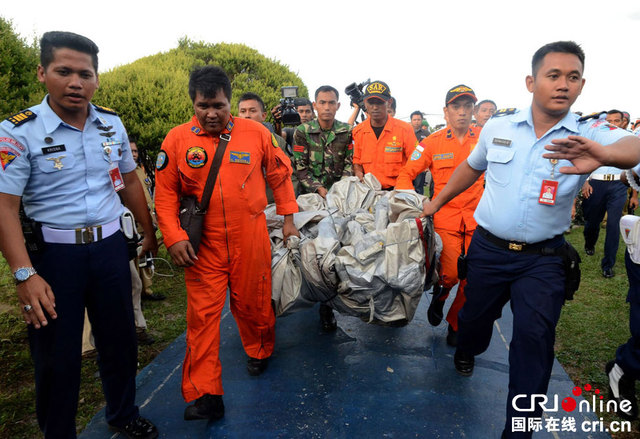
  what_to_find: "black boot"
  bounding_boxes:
[184,394,225,421]
[319,303,337,332]
[427,285,450,327]
[247,356,269,376]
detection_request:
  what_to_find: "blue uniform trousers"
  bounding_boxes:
[616,252,640,379]
[582,180,628,270]
[28,232,139,438]
[457,231,565,438]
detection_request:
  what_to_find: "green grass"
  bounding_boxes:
[0,247,186,439]
[1,227,639,438]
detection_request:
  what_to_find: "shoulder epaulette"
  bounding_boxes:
[5,109,37,127]
[492,108,517,118]
[93,104,118,115]
[578,111,606,122]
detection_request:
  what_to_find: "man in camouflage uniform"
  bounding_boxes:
[293,85,353,198]
[293,85,353,331]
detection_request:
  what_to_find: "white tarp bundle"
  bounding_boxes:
[269,174,440,325]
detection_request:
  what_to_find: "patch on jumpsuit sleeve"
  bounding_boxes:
[410,144,424,161]
[156,150,169,170]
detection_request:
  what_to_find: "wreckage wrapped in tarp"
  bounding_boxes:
[268,174,440,324]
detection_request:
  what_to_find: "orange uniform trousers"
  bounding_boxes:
[182,209,274,400]
[437,223,475,330]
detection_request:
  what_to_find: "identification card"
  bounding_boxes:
[108,163,125,192]
[539,179,558,205]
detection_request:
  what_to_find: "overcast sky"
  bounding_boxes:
[3,0,640,127]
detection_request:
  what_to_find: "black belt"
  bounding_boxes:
[476,226,562,255]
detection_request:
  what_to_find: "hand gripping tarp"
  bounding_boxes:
[268,174,440,324]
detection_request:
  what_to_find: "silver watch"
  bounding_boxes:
[14,267,37,284]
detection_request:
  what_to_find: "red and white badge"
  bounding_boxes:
[108,163,125,192]
[538,179,558,205]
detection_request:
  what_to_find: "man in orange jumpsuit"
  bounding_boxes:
[154,66,299,421]
[396,85,484,346]
[353,81,417,189]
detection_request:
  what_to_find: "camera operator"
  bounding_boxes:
[271,97,315,137]
[238,92,299,199]
[352,81,417,190]
[292,85,353,332]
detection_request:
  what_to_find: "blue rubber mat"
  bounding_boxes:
[80,288,612,438]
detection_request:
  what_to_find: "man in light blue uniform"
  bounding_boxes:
[0,31,158,439]
[581,109,632,278]
[422,41,640,438]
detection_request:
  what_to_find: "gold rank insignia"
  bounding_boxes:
[6,110,37,127]
[93,104,118,115]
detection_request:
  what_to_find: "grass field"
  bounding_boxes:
[0,227,639,438]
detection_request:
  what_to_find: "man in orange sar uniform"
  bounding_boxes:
[396,84,484,346]
[154,66,299,422]
[353,80,417,189]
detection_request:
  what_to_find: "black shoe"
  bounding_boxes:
[142,292,166,301]
[136,329,155,346]
[603,268,615,278]
[606,360,638,420]
[247,357,268,376]
[109,416,158,439]
[454,350,474,376]
[184,394,225,421]
[446,325,458,347]
[585,246,595,256]
[427,285,449,327]
[319,304,337,332]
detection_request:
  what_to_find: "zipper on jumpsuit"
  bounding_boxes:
[219,174,231,264]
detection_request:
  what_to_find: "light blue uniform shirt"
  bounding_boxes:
[467,107,633,243]
[0,96,136,228]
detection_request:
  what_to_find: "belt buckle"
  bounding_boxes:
[508,242,523,251]
[75,226,97,244]
[83,226,94,243]
[605,174,613,181]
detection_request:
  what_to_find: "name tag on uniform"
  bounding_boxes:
[229,151,251,164]
[42,144,66,155]
[492,138,512,147]
[433,153,454,161]
[539,179,558,205]
[385,146,402,153]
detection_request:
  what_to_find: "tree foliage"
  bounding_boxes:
[95,39,307,160]
[0,16,45,119]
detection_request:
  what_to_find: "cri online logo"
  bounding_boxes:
[513,384,632,414]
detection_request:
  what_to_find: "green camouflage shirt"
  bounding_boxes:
[293,119,353,193]
[266,131,299,203]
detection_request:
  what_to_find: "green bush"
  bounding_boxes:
[0,16,45,119]
[95,38,307,160]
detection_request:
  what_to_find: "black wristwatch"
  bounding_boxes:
[14,267,37,284]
